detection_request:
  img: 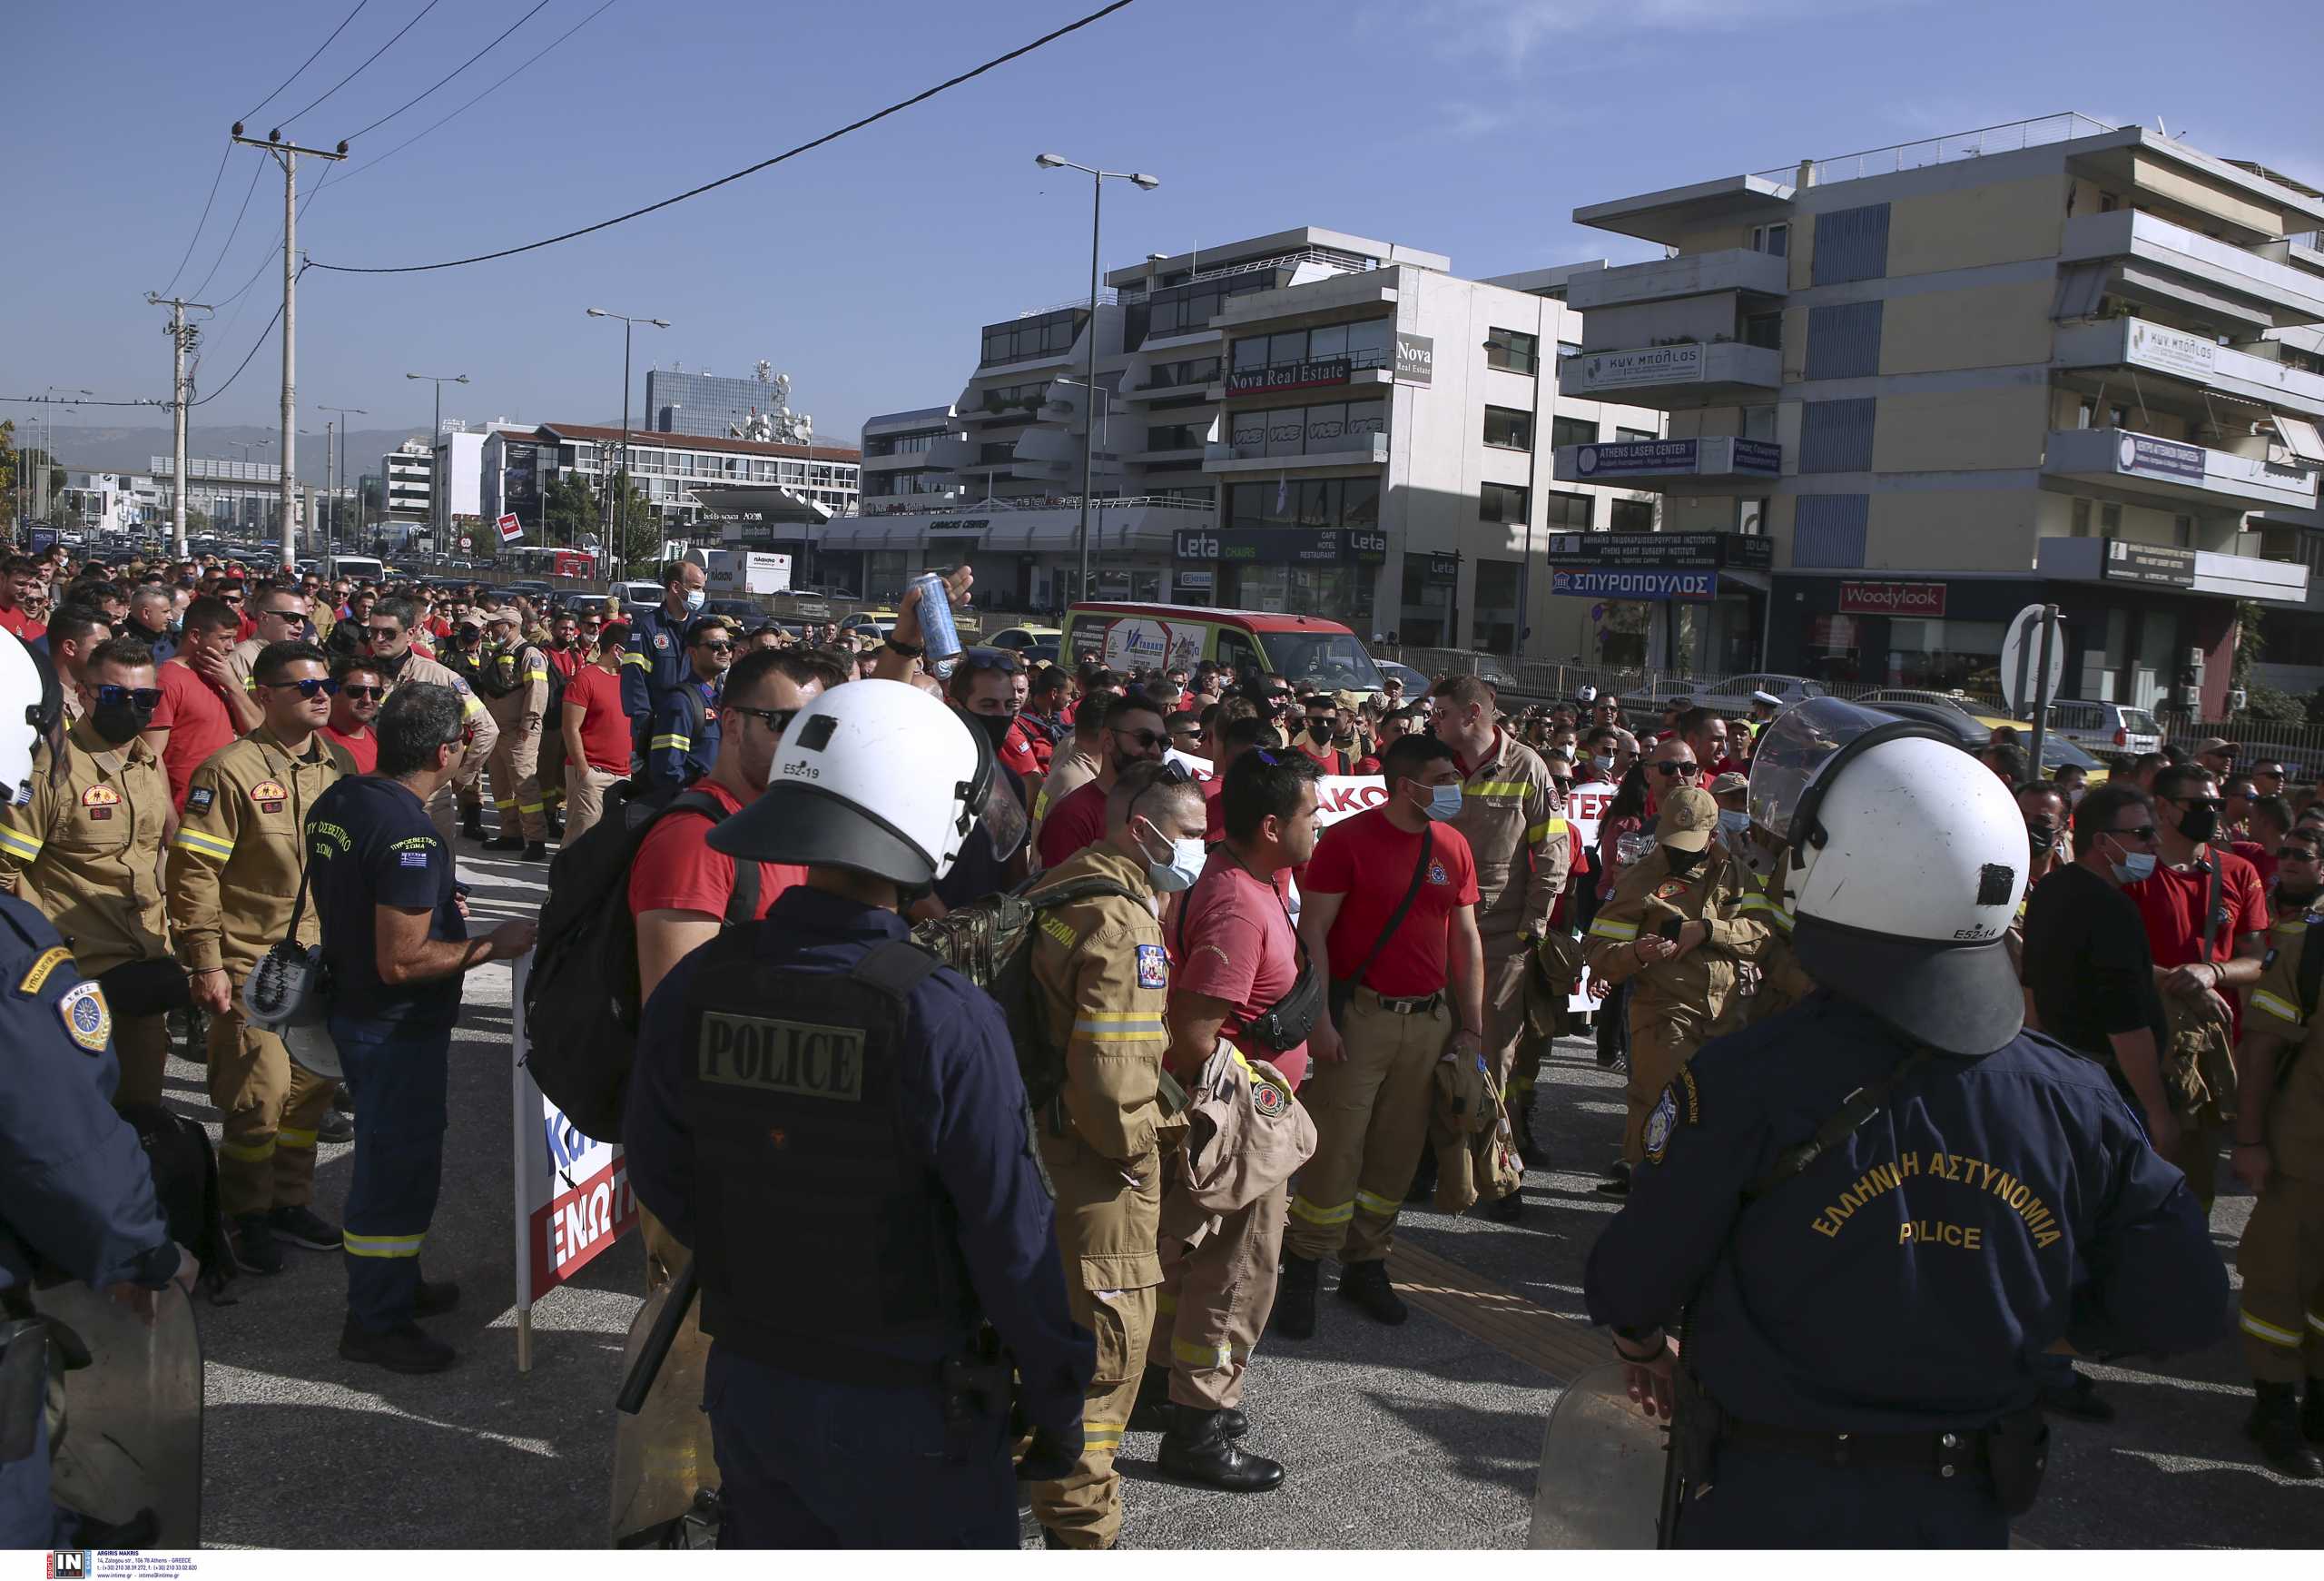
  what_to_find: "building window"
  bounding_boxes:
[1483,406,1533,450]
[1614,426,1656,445]
[1480,482,1530,525]
[1744,311,1783,350]
[1472,559,1522,654]
[1544,491,1593,530]
[1485,329,1538,376]
[2101,502,2122,534]
[1551,416,1598,451]
[1557,340,1582,361]
[2072,499,2092,538]
[1226,319,1395,379]
[1610,499,1655,532]
[1751,222,1789,257]
[2173,513,2193,548]
[980,308,1086,366]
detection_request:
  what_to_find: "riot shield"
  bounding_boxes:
[32,1280,202,1548]
[1527,1363,1665,1549]
[608,1278,720,1547]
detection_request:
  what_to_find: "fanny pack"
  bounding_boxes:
[1176,858,1324,1054]
[243,857,331,1032]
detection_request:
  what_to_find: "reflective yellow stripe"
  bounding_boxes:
[2273,920,2308,935]
[218,1138,275,1164]
[1085,1427,1125,1449]
[2309,1310,2324,1336]
[523,666,548,681]
[1589,916,1639,941]
[619,651,651,668]
[1738,892,1775,913]
[2240,1309,2304,1348]
[1073,1014,1167,1042]
[172,827,236,860]
[1173,1337,1232,1369]
[0,826,44,862]
[1289,1195,1354,1227]
[1471,780,1530,797]
[648,733,691,751]
[1526,815,1569,845]
[276,1127,318,1151]
[2251,989,2301,1025]
[1354,1189,1402,1218]
[460,694,487,718]
[1032,787,1053,821]
[517,801,546,815]
[343,1231,426,1259]
[493,797,517,811]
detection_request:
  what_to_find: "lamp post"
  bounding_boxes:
[1034,153,1157,605]
[405,373,468,550]
[1484,333,1541,661]
[319,404,367,549]
[585,309,670,575]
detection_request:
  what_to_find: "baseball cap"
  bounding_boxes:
[1709,771,1750,796]
[454,613,485,633]
[2196,736,2239,755]
[1659,786,1718,852]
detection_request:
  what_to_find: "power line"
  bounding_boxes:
[158,142,232,298]
[331,0,621,187]
[309,0,1139,276]
[342,0,550,143]
[1,395,158,409]
[197,165,336,377]
[277,0,445,132]
[192,285,298,408]
[186,150,266,301]
[241,0,372,124]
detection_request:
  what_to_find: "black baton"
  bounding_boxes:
[615,1257,697,1416]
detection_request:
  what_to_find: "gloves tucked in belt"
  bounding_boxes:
[1016,1420,1084,1482]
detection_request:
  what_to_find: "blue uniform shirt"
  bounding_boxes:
[1585,993,2225,1434]
[621,603,695,725]
[306,776,467,1031]
[645,678,719,790]
[625,884,1094,1438]
[0,895,176,1299]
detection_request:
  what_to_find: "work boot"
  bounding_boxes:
[1482,1187,1526,1224]
[414,1276,462,1318]
[317,1107,354,1145]
[482,833,526,853]
[1334,1260,1407,1326]
[339,1316,458,1374]
[521,840,550,862]
[460,807,486,841]
[2247,1380,2323,1478]
[1157,1407,1283,1492]
[1511,1102,1540,1167]
[2037,1367,2114,1423]
[268,1203,343,1252]
[1594,1161,1631,1198]
[230,1212,284,1276]
[1272,1254,1319,1340]
[2304,1382,2324,1446]
[1404,1148,1438,1203]
[1129,1367,1246,1437]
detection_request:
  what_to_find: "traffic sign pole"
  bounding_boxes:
[2027,605,2058,776]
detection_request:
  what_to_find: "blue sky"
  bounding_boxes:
[13,0,2321,447]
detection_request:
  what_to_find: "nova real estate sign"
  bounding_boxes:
[1224,357,1352,396]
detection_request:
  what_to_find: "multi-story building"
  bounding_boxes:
[859,407,966,512]
[478,422,861,542]
[1556,113,2323,711]
[381,440,434,524]
[821,225,1662,643]
[644,365,818,441]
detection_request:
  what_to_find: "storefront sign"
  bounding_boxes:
[1730,438,1783,474]
[1569,436,1781,480]
[1543,531,1771,571]
[1393,333,1434,387]
[928,518,990,533]
[1837,580,1948,617]
[1572,343,1703,390]
[2115,432,2206,484]
[1174,528,1384,564]
[1425,551,1461,584]
[2125,321,2219,380]
[2101,537,2197,588]
[1174,570,1215,594]
[1224,357,1352,396]
[1551,568,1718,600]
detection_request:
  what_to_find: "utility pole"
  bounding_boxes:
[231,125,343,572]
[148,294,213,560]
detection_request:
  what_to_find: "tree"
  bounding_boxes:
[541,472,599,545]
[602,471,660,572]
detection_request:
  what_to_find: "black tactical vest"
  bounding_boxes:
[677,926,975,1381]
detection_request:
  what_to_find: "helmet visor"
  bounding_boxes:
[979,773,1028,863]
[1748,696,1912,842]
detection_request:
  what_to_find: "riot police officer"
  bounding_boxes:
[1582,698,2226,1547]
[625,680,1093,1548]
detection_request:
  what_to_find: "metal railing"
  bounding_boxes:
[1018,290,1117,317]
[1750,113,2117,190]
[1116,250,1381,304]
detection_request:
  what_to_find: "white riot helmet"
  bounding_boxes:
[707,678,1009,886]
[0,628,63,809]
[1749,697,2026,1055]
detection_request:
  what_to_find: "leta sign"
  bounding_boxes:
[1837,580,1947,618]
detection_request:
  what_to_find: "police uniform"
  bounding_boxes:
[1585,993,2225,1546]
[0,894,180,1547]
[622,603,694,752]
[1449,731,1571,1135]
[1584,835,1769,1164]
[1025,845,1168,1549]
[0,720,176,1109]
[481,637,551,842]
[379,648,498,846]
[624,884,1096,1549]
[166,726,353,1223]
[647,677,720,791]
[2233,921,2324,1400]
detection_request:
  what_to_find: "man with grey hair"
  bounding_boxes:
[126,584,179,664]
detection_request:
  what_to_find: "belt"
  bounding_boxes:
[1719,1417,1987,1479]
[1364,990,1444,1015]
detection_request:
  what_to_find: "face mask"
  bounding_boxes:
[683,588,706,614]
[1137,818,1206,893]
[1595,755,1615,774]
[972,710,1017,750]
[1664,844,1707,875]
[2025,820,2059,855]
[2106,839,2157,885]
[1307,721,1333,745]
[1717,809,1751,838]
[1417,783,1462,822]
[2175,805,2220,844]
[90,697,155,746]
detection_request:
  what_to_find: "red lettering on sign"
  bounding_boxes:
[1837,581,1947,618]
[530,1154,637,1300]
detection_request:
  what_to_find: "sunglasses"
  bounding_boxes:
[366,626,404,641]
[94,685,163,709]
[2111,824,2159,843]
[1652,761,1701,777]
[724,704,798,733]
[1550,777,1573,792]
[218,593,243,604]
[1116,727,1169,750]
[331,683,386,701]
[701,641,734,654]
[258,677,330,698]
[961,647,1023,675]
[2278,846,2320,862]
[257,606,302,620]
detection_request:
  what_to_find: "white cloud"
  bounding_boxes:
[1405,0,1925,67]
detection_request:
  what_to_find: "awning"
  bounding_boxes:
[2275,414,2324,466]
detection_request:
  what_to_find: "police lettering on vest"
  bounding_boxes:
[698,1012,865,1102]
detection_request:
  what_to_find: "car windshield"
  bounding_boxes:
[2120,708,2161,735]
[1256,630,1383,689]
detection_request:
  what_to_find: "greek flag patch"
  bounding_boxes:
[400,850,431,867]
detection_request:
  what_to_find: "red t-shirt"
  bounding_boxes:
[626,778,807,921]
[2127,848,2269,1042]
[1036,776,1108,869]
[320,723,378,775]
[152,658,238,809]
[994,714,1044,783]
[1172,852,1310,1090]
[1305,807,1479,997]
[545,643,586,684]
[2230,838,2277,893]
[0,606,45,641]
[1202,772,1228,843]
[565,663,632,774]
[1006,714,1054,776]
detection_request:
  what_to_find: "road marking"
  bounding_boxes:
[1385,1242,1608,1384]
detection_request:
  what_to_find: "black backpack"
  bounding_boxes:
[116,1102,236,1303]
[523,786,760,1141]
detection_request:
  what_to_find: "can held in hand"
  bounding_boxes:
[908,569,964,663]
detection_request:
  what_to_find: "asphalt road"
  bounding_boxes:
[166,848,2319,1549]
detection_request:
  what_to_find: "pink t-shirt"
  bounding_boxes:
[1171,850,1309,1090]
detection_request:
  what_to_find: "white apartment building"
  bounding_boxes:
[820,226,1663,645]
[381,440,434,524]
[859,406,967,511]
[1558,114,2323,709]
[478,423,861,542]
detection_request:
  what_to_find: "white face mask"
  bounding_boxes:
[683,588,706,613]
[1136,817,1206,893]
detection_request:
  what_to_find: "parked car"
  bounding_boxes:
[1864,698,2111,784]
[704,598,763,626]
[2043,697,2162,763]
[837,611,898,643]
[988,624,1063,654]
[1689,672,1828,711]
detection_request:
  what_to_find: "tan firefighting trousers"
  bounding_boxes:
[1286,991,1450,1265]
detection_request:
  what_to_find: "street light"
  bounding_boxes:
[585,309,671,573]
[406,373,469,548]
[1034,153,1158,604]
[319,405,368,549]
[1485,333,1540,661]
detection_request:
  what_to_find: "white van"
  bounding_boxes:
[326,554,386,583]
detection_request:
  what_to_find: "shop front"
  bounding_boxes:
[1542,531,1769,672]
[1172,526,1385,626]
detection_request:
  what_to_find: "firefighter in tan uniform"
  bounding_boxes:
[0,637,176,1108]
[1712,773,1817,1026]
[168,639,354,1274]
[1023,762,1196,1548]
[2230,917,2324,1477]
[362,597,497,847]
[479,608,550,858]
[1427,676,1569,1200]
[1583,785,1769,1178]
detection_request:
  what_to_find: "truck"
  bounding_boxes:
[702,549,792,597]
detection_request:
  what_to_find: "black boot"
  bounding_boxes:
[1511,1101,1540,1169]
[339,1316,458,1374]
[460,807,486,841]
[2247,1380,2323,1478]
[1595,1161,1631,1198]
[1404,1148,1439,1203]
[1272,1254,1319,1340]
[2304,1381,2324,1446]
[1157,1407,1283,1492]
[521,840,550,862]
[1128,1366,1246,1437]
[1334,1259,1407,1326]
[1482,1186,1526,1223]
[482,833,526,852]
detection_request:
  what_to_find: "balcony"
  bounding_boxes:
[1566,248,1788,311]
[2043,427,2319,513]
[2058,210,2324,332]
[1551,435,1782,487]
[926,435,975,471]
[1556,341,1781,407]
[2035,534,2310,606]
[2053,316,2324,420]
[1204,433,1390,474]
